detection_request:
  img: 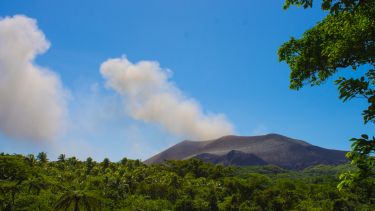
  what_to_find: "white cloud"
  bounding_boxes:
[0,15,67,141]
[100,56,234,140]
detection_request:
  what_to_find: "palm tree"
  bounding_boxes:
[54,190,102,211]
[58,154,66,162]
[85,157,94,174]
[120,157,128,166]
[24,176,47,194]
[25,154,37,167]
[101,158,110,170]
[37,152,48,164]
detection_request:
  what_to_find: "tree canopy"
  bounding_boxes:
[278,0,375,188]
[0,153,374,210]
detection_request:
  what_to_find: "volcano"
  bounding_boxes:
[144,134,348,169]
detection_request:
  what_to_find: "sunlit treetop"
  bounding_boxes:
[284,0,368,13]
[279,0,374,90]
[279,0,375,188]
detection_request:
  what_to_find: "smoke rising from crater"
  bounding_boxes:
[0,15,67,141]
[100,57,234,140]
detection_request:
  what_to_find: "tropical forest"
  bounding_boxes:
[1,0,375,210]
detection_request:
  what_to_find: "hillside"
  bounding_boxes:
[145,134,348,169]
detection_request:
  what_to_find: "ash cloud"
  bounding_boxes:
[0,15,67,141]
[100,56,234,140]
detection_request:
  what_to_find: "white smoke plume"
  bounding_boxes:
[0,15,67,141]
[100,56,234,140]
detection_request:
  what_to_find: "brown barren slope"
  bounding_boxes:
[144,134,348,169]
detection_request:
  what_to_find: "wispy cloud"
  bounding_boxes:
[0,15,67,142]
[100,56,234,140]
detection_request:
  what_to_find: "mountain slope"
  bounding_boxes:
[144,134,348,169]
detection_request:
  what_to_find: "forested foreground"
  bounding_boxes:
[1,153,374,210]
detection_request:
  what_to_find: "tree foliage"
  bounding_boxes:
[0,153,374,210]
[54,190,102,211]
[279,0,375,188]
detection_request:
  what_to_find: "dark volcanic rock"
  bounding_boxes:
[194,150,268,166]
[144,134,348,169]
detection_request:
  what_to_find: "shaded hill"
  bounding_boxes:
[144,134,348,169]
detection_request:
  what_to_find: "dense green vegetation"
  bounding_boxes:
[279,0,375,186]
[1,153,374,210]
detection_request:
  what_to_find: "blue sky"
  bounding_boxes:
[1,0,373,161]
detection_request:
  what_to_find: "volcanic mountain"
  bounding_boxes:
[144,134,348,169]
